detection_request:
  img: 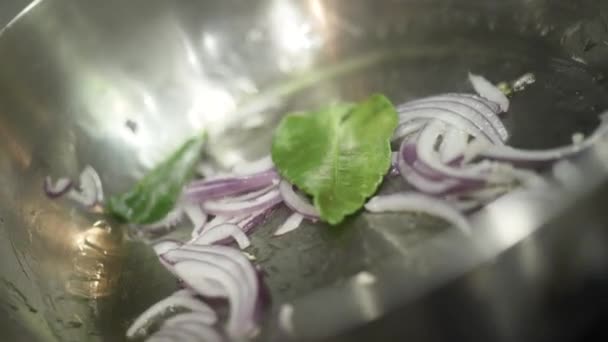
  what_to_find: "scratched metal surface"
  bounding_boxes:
[0,1,607,341]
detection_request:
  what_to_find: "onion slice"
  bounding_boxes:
[126,293,217,338]
[439,127,469,163]
[398,141,465,195]
[398,106,498,144]
[201,188,282,216]
[152,239,182,255]
[161,317,223,342]
[191,223,251,249]
[365,193,472,234]
[392,120,426,141]
[399,93,502,114]
[415,121,514,183]
[43,176,72,198]
[279,180,319,219]
[473,122,608,163]
[67,166,104,207]
[468,72,509,112]
[173,259,254,338]
[274,213,304,236]
[183,203,207,229]
[399,100,505,143]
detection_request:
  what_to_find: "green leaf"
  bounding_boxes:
[271,94,398,225]
[107,133,206,224]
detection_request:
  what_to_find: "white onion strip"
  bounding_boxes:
[365,193,472,234]
[67,165,104,207]
[399,100,505,143]
[274,213,304,236]
[398,93,507,140]
[173,259,253,338]
[279,180,319,219]
[43,176,72,198]
[191,223,251,249]
[475,121,608,163]
[439,127,469,163]
[183,203,207,229]
[416,120,515,183]
[468,72,509,112]
[398,106,497,144]
[202,188,282,216]
[160,320,223,342]
[392,120,426,142]
[126,293,217,338]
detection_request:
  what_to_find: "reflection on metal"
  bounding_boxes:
[66,220,125,299]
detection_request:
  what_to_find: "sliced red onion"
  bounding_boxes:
[178,245,258,293]
[473,121,608,163]
[152,239,182,255]
[164,245,259,324]
[398,141,465,195]
[172,288,197,297]
[192,215,233,238]
[173,259,255,338]
[439,127,470,163]
[238,204,279,234]
[456,93,502,113]
[274,213,304,236]
[163,312,219,327]
[148,327,209,342]
[392,120,426,142]
[184,170,279,202]
[183,203,207,228]
[365,193,472,234]
[67,166,104,207]
[161,319,223,342]
[416,121,515,183]
[398,106,498,144]
[201,188,282,217]
[126,292,217,338]
[278,180,320,219]
[468,72,509,112]
[399,93,501,114]
[398,100,505,144]
[401,143,447,181]
[85,166,104,203]
[160,251,231,298]
[188,169,278,189]
[398,93,507,140]
[191,223,251,249]
[43,176,72,198]
[232,155,274,175]
[218,185,277,203]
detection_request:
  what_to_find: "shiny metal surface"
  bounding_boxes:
[0,0,608,341]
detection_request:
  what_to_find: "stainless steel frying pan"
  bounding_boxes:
[1,1,608,341]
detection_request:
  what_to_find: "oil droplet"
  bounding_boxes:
[66,220,125,299]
